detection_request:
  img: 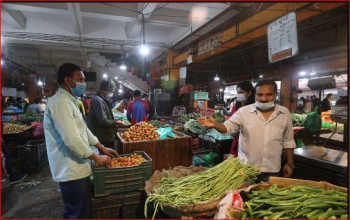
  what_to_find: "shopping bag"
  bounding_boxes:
[303,106,322,132]
[156,127,175,139]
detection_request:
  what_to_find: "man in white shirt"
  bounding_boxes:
[198,80,296,182]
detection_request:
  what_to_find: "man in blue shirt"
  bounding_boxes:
[127,90,149,125]
[44,63,118,218]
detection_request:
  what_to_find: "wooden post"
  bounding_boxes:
[280,66,298,112]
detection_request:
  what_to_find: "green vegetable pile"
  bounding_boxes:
[184,119,206,134]
[241,184,348,219]
[145,155,260,219]
[176,112,201,124]
[212,112,226,123]
[21,111,43,123]
[149,120,167,128]
[291,113,307,127]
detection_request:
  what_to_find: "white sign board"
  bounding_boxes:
[2,87,17,97]
[187,55,193,64]
[161,74,169,81]
[267,11,298,63]
[179,67,187,86]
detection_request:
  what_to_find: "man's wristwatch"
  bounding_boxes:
[286,163,295,169]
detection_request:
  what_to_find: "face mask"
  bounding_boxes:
[70,81,86,97]
[255,101,275,110]
[237,94,246,102]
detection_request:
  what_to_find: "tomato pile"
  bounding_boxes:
[120,121,160,142]
[107,153,147,168]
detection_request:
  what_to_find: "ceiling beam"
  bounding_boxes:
[67,3,84,36]
[3,3,189,28]
[2,6,27,30]
[125,3,158,39]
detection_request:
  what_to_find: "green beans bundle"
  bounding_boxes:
[242,184,348,219]
[145,155,260,218]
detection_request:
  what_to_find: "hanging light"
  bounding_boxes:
[37,79,43,86]
[140,14,150,56]
[114,76,118,80]
[120,63,127,70]
[299,71,306,76]
[118,80,122,84]
[219,88,223,92]
[1,59,3,65]
[118,88,123,93]
[259,75,263,78]
[140,44,149,56]
[214,74,220,81]
[103,73,108,78]
[310,71,317,76]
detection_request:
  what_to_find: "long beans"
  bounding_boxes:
[145,155,260,218]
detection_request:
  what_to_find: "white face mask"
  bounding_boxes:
[255,101,275,110]
[236,94,246,102]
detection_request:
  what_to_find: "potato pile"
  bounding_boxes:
[3,123,30,134]
[120,121,160,142]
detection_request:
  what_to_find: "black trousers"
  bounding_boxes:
[59,176,91,219]
[1,139,13,177]
[255,172,280,183]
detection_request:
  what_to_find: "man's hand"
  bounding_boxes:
[197,115,216,128]
[283,164,293,177]
[116,121,125,127]
[101,146,118,157]
[93,154,112,165]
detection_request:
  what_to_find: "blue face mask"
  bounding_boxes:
[70,81,86,97]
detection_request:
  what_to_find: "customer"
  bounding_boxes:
[321,93,334,112]
[27,99,40,113]
[43,63,118,219]
[126,90,149,125]
[198,80,296,182]
[88,79,124,151]
[230,81,255,157]
[141,93,155,120]
[37,99,46,113]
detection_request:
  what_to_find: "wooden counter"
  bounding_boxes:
[117,131,192,172]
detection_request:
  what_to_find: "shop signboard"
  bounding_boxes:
[2,87,17,97]
[179,67,187,86]
[267,11,298,63]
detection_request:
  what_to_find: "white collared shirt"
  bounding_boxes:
[224,104,296,172]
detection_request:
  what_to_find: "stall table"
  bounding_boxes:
[293,145,348,187]
[117,130,192,171]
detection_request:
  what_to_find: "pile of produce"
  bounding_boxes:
[21,110,43,122]
[145,155,260,218]
[176,112,201,124]
[212,112,226,123]
[106,153,146,168]
[149,120,167,128]
[291,113,307,127]
[184,119,206,134]
[3,123,30,134]
[120,122,160,142]
[241,184,347,219]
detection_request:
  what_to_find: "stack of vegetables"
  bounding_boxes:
[21,110,44,123]
[3,123,30,134]
[212,112,226,123]
[120,122,160,142]
[184,119,206,134]
[145,155,260,218]
[176,113,201,124]
[291,113,307,127]
[149,120,167,128]
[241,184,348,219]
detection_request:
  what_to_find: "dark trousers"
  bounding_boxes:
[59,176,91,219]
[1,139,13,177]
[255,172,280,183]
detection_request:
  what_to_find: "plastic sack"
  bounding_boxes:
[156,127,175,139]
[206,129,233,140]
[321,122,335,129]
[303,106,322,132]
[203,152,219,164]
[31,121,45,139]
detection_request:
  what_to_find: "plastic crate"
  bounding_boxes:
[20,155,48,174]
[91,194,122,219]
[19,139,47,161]
[2,128,33,146]
[121,190,143,218]
[198,135,232,161]
[93,151,152,197]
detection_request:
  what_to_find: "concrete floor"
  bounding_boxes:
[1,165,64,219]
